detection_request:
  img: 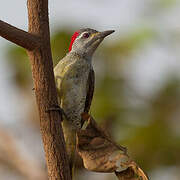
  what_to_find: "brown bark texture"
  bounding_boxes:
[0,20,40,50]
[26,0,71,179]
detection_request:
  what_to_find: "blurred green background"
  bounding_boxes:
[0,0,180,179]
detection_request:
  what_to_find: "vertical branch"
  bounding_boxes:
[26,0,71,179]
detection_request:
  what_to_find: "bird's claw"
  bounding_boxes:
[46,105,68,121]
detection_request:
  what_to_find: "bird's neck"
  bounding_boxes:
[68,50,93,65]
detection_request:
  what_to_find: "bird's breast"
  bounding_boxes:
[54,57,92,129]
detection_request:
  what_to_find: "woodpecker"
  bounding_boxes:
[54,28,114,175]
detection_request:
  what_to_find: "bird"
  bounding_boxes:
[54,28,114,177]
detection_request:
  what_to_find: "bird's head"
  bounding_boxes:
[69,28,115,59]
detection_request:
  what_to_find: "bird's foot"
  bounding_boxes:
[45,105,67,121]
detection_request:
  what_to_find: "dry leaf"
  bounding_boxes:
[77,113,149,180]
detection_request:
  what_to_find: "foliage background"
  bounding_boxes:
[0,0,180,179]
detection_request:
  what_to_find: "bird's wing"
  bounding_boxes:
[84,68,95,113]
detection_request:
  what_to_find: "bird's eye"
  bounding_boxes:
[83,33,90,38]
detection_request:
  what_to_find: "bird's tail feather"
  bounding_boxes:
[62,120,76,179]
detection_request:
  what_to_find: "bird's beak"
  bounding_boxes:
[96,30,115,39]
[86,30,115,48]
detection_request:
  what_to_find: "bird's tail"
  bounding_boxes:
[62,120,76,179]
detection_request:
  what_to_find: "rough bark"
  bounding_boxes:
[26,0,71,179]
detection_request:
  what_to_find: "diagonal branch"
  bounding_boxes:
[0,20,40,50]
[0,126,47,180]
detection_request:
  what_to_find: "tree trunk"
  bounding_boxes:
[26,0,71,179]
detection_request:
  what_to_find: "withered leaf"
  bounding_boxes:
[77,113,149,180]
